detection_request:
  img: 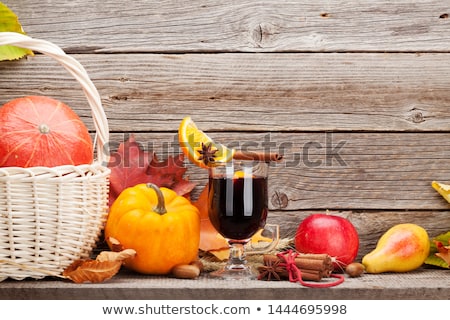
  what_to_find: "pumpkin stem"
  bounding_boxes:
[146,183,167,215]
[38,123,50,134]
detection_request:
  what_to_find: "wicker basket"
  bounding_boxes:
[0,32,110,281]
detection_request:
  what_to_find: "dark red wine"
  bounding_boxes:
[208,175,268,240]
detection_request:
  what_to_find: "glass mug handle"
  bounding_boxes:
[245,224,280,255]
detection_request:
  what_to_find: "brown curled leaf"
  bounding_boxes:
[63,259,122,284]
[63,249,136,283]
[96,248,136,262]
[108,236,125,252]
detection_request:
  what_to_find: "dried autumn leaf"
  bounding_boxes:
[431,181,450,204]
[425,231,450,269]
[108,236,125,252]
[108,135,151,206]
[148,153,197,198]
[63,259,122,284]
[63,249,136,283]
[250,228,275,245]
[96,249,136,263]
[435,240,450,266]
[107,134,196,206]
[208,248,230,261]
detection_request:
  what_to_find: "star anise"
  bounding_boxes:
[257,259,283,281]
[198,142,218,166]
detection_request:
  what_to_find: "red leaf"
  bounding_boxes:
[148,153,196,197]
[107,134,197,206]
[435,240,450,265]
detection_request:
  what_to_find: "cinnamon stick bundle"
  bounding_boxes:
[258,253,334,282]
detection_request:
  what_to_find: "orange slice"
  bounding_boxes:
[178,116,234,168]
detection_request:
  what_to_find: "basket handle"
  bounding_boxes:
[0,32,109,165]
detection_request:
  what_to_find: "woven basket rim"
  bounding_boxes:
[0,162,110,180]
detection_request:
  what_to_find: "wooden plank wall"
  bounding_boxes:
[2,0,450,257]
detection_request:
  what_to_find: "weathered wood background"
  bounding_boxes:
[2,0,450,259]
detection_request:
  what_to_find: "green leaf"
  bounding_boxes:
[0,1,34,60]
[424,231,450,269]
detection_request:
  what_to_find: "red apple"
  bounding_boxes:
[294,213,359,271]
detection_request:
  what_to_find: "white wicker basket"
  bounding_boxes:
[0,32,110,281]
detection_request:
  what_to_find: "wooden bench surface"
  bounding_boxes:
[1,0,450,299]
[0,268,447,300]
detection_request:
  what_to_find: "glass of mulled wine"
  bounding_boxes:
[208,160,273,279]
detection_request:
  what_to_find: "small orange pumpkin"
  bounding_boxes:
[105,183,200,275]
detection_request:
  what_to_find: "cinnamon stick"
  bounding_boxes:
[297,253,331,261]
[233,150,283,162]
[278,269,323,282]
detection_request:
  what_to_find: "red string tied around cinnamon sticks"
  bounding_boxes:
[276,250,302,283]
[260,250,345,288]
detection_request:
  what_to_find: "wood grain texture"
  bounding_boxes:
[105,131,450,210]
[1,53,450,132]
[0,268,448,299]
[5,0,450,53]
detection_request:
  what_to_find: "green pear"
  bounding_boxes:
[362,223,430,273]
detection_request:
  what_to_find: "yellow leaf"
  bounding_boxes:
[209,248,230,261]
[250,228,274,244]
[0,2,34,60]
[432,181,450,203]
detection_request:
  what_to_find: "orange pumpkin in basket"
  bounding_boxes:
[0,96,93,167]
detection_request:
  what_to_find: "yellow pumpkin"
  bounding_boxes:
[105,183,200,275]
